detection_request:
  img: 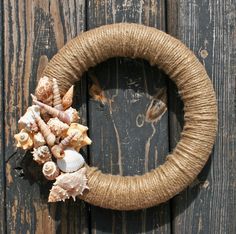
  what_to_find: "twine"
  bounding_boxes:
[41,23,217,210]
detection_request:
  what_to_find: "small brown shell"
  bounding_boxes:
[51,145,65,159]
[14,129,34,150]
[42,161,60,180]
[52,78,63,110]
[47,117,69,137]
[32,145,52,164]
[62,85,74,110]
[35,76,53,105]
[33,132,46,148]
[48,167,89,202]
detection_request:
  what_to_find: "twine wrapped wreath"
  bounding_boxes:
[26,23,218,210]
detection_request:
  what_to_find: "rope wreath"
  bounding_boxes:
[15,23,217,210]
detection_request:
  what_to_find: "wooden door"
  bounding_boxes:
[1,0,235,233]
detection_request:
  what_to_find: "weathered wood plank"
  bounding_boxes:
[168,0,236,233]
[0,1,5,233]
[87,0,171,233]
[4,0,88,233]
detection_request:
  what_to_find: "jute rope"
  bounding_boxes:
[42,23,217,210]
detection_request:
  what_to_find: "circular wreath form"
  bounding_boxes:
[22,23,218,210]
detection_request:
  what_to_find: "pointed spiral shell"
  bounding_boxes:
[52,78,63,110]
[62,85,74,110]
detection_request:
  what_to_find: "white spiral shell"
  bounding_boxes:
[57,148,85,172]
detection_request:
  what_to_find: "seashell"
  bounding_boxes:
[47,117,69,137]
[34,113,56,146]
[51,145,65,159]
[31,95,71,124]
[18,105,40,131]
[51,133,78,159]
[14,129,34,150]
[33,132,46,148]
[35,76,53,105]
[64,107,80,123]
[32,145,52,164]
[52,78,63,110]
[67,123,92,151]
[42,161,60,180]
[57,147,85,173]
[62,85,74,110]
[48,167,89,202]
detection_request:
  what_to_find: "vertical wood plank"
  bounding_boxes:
[87,1,171,233]
[0,0,6,233]
[168,0,236,233]
[4,0,88,233]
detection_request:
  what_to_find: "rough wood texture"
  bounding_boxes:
[4,1,88,233]
[0,1,5,233]
[87,0,170,233]
[1,0,235,233]
[168,0,236,233]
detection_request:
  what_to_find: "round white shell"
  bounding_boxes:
[57,147,85,173]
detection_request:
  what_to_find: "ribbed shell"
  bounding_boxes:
[42,161,60,180]
[32,145,52,164]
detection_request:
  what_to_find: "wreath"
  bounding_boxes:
[14,23,217,211]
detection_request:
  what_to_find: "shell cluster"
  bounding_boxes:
[14,77,91,202]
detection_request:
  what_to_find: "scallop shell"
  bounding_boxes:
[47,117,69,137]
[32,145,52,164]
[18,105,40,131]
[62,85,74,110]
[52,78,63,110]
[42,161,60,180]
[48,167,89,202]
[34,114,56,146]
[32,96,71,124]
[67,123,92,151]
[14,129,34,150]
[33,132,46,148]
[64,107,80,123]
[57,148,85,173]
[35,76,53,105]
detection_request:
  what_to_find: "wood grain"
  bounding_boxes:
[87,0,171,233]
[0,1,5,233]
[4,0,88,233]
[168,0,236,233]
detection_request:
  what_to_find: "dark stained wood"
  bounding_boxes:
[87,0,171,233]
[168,0,236,233]
[4,0,88,233]
[0,1,5,233]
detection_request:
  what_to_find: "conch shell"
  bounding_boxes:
[34,114,56,146]
[47,117,69,137]
[33,132,46,148]
[67,123,92,151]
[51,133,77,159]
[52,78,63,110]
[31,95,72,125]
[57,147,85,172]
[18,105,40,131]
[35,76,53,105]
[62,85,74,110]
[14,129,33,150]
[32,145,52,164]
[42,161,60,180]
[48,167,89,202]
